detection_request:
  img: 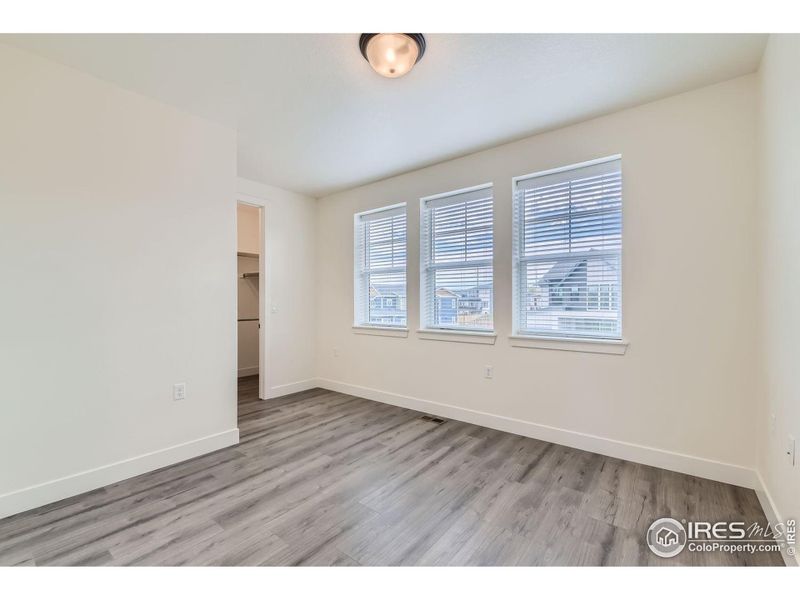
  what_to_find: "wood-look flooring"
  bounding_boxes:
[0,376,784,566]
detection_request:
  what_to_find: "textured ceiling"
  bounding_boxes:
[3,34,767,197]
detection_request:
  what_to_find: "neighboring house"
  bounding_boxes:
[370,281,493,327]
[455,282,493,315]
[369,283,407,325]
[537,256,618,311]
[527,255,619,334]
[434,283,492,327]
[434,288,459,324]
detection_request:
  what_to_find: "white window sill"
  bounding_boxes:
[352,325,409,338]
[509,335,628,355]
[417,328,497,345]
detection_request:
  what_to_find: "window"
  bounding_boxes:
[421,185,494,331]
[513,157,622,340]
[354,204,407,327]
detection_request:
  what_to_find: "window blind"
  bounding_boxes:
[513,158,622,339]
[354,204,407,327]
[421,186,494,331]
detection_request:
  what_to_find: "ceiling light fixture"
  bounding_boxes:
[359,33,426,78]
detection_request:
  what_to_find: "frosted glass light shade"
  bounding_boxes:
[363,34,422,78]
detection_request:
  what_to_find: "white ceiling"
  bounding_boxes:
[4,34,766,197]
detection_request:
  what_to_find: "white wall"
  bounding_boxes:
[237,177,317,398]
[756,35,800,537]
[0,44,238,517]
[316,75,759,486]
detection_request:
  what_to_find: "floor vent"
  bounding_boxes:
[420,415,445,424]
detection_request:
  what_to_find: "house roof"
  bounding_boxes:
[435,288,459,298]
[539,258,587,285]
[369,283,403,298]
[538,255,617,286]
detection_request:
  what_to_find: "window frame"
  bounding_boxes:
[353,202,408,329]
[419,183,495,333]
[512,156,623,342]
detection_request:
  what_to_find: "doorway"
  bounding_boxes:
[237,201,264,419]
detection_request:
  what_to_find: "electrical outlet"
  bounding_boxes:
[173,383,186,401]
[484,365,493,379]
[787,436,796,467]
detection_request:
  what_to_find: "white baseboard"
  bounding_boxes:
[315,378,757,490]
[238,366,259,378]
[755,472,783,525]
[754,472,799,567]
[0,429,239,520]
[269,379,317,398]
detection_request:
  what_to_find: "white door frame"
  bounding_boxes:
[236,193,269,401]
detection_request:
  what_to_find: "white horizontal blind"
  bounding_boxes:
[354,205,407,327]
[421,186,493,331]
[514,158,622,339]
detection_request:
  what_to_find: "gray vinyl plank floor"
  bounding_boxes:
[0,376,784,566]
